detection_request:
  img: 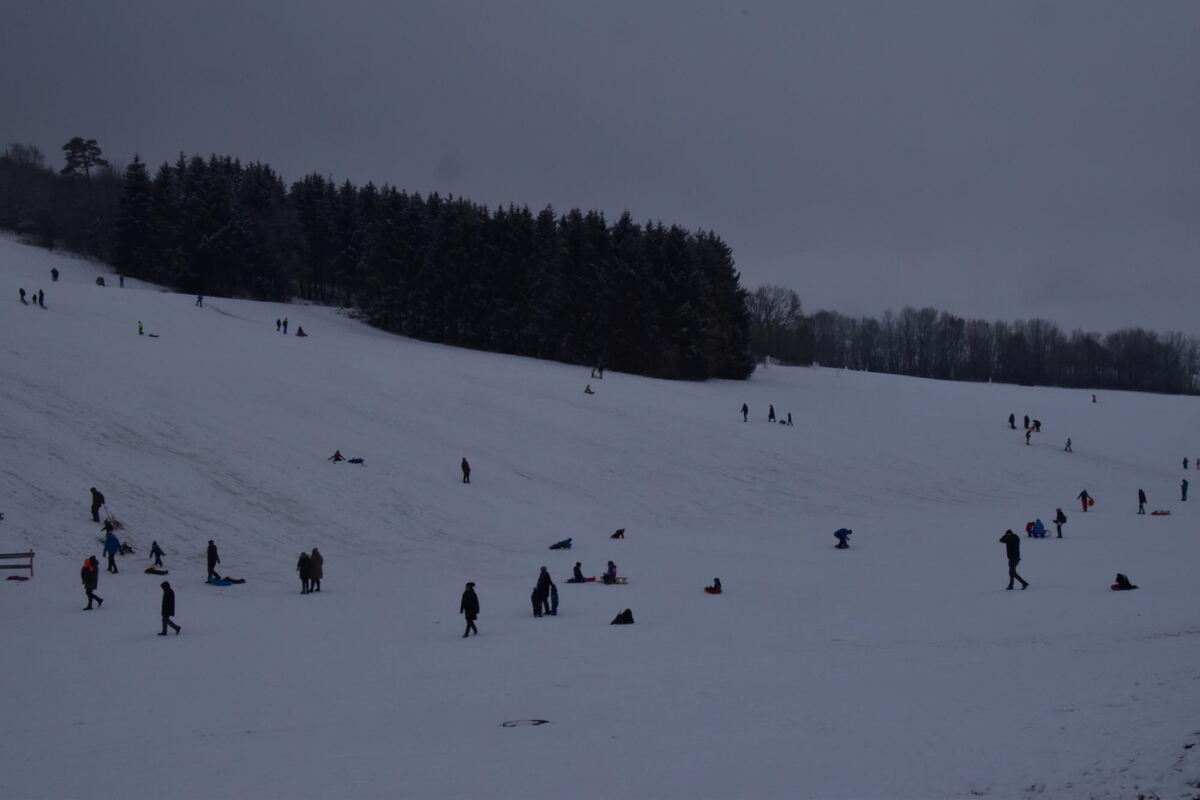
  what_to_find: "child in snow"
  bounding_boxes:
[549,538,572,550]
[834,528,852,548]
[705,578,722,594]
[602,561,618,584]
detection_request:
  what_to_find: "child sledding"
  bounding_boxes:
[1111,573,1138,591]
[704,578,722,594]
[548,537,572,550]
[600,561,627,585]
[566,562,595,583]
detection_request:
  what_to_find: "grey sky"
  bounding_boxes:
[3,1,1198,335]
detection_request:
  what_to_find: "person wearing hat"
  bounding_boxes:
[159,581,181,635]
[460,582,479,637]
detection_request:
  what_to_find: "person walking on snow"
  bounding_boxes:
[1077,489,1091,512]
[282,317,288,334]
[81,556,103,609]
[159,581,181,635]
[1053,508,1067,538]
[460,582,479,637]
[37,289,44,307]
[195,295,203,307]
[1182,479,1189,502]
[787,412,793,426]
[1184,458,1190,470]
[275,318,281,332]
[461,458,471,484]
[1138,489,1147,515]
[1023,415,1030,430]
[103,529,121,573]
[206,540,221,580]
[1064,438,1072,452]
[768,404,776,423]
[150,540,165,567]
[1008,413,1015,429]
[18,288,27,304]
[51,267,58,281]
[741,403,749,422]
[309,548,323,592]
[138,320,144,335]
[999,529,1029,590]
[89,487,105,522]
[1025,429,1032,445]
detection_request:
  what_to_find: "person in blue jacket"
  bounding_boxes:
[1031,519,1046,538]
[834,528,852,548]
[103,529,121,573]
[549,537,572,550]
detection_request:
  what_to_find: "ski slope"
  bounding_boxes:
[2,234,1198,799]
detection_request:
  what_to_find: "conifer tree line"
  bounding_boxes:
[747,285,1200,395]
[1,141,754,381]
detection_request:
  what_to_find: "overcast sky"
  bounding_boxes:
[3,1,1198,335]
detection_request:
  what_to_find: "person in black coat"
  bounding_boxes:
[768,404,776,423]
[460,582,479,637]
[81,556,103,609]
[89,487,105,522]
[1137,489,1147,515]
[1008,413,1015,429]
[206,540,220,580]
[535,567,554,616]
[741,403,749,422]
[999,529,1029,590]
[461,458,471,484]
[159,581,181,635]
[296,552,312,594]
[1053,508,1067,538]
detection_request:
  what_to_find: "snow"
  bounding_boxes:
[2,234,1199,799]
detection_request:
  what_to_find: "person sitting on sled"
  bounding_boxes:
[705,578,722,594]
[328,450,344,462]
[570,562,586,582]
[549,537,572,550]
[602,561,618,584]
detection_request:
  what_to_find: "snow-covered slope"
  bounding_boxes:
[2,234,1198,799]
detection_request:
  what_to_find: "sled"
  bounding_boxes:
[565,577,595,583]
[1110,584,1139,590]
[104,511,125,530]
[206,577,246,586]
[1088,498,1095,507]
[147,334,160,338]
[145,567,169,575]
[6,575,30,581]
[600,577,628,585]
[1151,510,1171,515]
[347,458,364,464]
[703,587,722,594]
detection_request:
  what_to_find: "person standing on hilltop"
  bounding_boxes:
[1137,489,1147,515]
[741,403,749,422]
[89,487,106,522]
[999,530,1029,591]
[461,458,471,484]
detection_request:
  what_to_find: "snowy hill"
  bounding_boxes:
[2,234,1198,799]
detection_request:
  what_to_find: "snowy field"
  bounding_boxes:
[2,234,1198,800]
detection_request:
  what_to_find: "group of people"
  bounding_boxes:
[17,288,45,307]
[740,403,793,426]
[295,549,325,594]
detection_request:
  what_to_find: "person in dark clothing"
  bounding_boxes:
[535,567,554,616]
[81,556,103,609]
[103,530,121,573]
[1137,489,1147,515]
[460,582,479,637]
[297,552,312,594]
[38,290,44,307]
[1025,429,1032,445]
[610,609,634,625]
[705,578,723,593]
[1077,489,1091,512]
[328,450,344,462]
[834,528,852,548]
[51,267,59,281]
[1053,508,1067,538]
[19,288,27,304]
[1182,479,1189,501]
[195,295,203,307]
[549,538,572,550]
[150,540,165,567]
[768,404,776,423]
[999,529,1029,590]
[206,540,220,580]
[549,585,559,616]
[1008,413,1015,429]
[611,528,625,539]
[741,403,749,422]
[572,562,585,582]
[309,548,323,592]
[89,487,105,522]
[786,412,793,426]
[275,318,281,332]
[1032,420,1041,432]
[1111,573,1138,591]
[1185,458,1190,470]
[159,581,181,635]
[461,458,471,484]
[1064,438,1072,452]
[1023,415,1029,430]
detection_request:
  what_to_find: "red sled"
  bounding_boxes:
[1088,498,1095,507]
[1151,510,1171,515]
[703,587,722,595]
